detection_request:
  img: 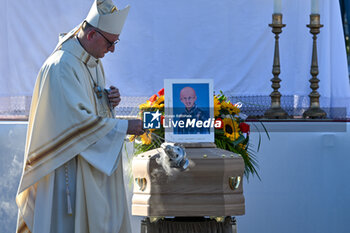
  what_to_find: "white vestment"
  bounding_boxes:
[16,35,131,233]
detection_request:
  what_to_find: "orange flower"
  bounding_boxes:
[154,95,164,105]
[129,135,137,142]
[140,131,152,145]
[149,94,157,103]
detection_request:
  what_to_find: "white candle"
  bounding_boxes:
[274,0,282,14]
[311,0,319,14]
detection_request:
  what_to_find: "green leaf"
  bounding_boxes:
[258,120,270,140]
[252,123,262,151]
[232,135,245,146]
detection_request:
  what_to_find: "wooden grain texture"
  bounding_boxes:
[182,142,217,148]
[132,147,245,216]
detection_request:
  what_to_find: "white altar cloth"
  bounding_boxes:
[0,0,349,116]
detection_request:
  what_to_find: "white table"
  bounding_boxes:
[1,121,350,233]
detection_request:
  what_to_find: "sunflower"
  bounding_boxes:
[222,118,240,141]
[221,101,240,115]
[214,96,221,117]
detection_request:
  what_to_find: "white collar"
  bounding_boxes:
[60,37,99,68]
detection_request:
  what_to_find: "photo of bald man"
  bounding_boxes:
[175,85,210,134]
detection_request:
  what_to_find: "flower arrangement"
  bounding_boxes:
[129,88,165,151]
[130,88,265,179]
[213,92,261,179]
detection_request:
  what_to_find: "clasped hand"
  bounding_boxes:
[107,85,121,108]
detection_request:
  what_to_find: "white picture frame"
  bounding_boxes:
[164,79,214,143]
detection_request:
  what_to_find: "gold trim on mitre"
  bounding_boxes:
[111,6,118,13]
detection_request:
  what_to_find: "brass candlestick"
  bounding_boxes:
[264,14,289,119]
[303,14,327,119]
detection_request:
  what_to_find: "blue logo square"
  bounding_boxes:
[143,111,161,129]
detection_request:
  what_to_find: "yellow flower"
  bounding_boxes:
[214,96,221,117]
[139,96,165,110]
[154,95,164,105]
[139,100,152,110]
[152,103,164,109]
[221,101,240,115]
[129,135,137,142]
[140,131,152,145]
[223,118,240,141]
[220,101,229,110]
[238,143,247,150]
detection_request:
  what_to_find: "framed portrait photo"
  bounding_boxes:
[164,79,214,143]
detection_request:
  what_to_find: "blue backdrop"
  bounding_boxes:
[172,83,210,112]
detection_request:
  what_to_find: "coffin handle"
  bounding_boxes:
[229,176,241,190]
[135,178,147,191]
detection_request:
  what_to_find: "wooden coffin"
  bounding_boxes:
[131,146,245,217]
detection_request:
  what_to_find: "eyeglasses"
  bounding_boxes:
[95,30,120,48]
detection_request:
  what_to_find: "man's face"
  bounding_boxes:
[180,87,197,110]
[89,29,119,58]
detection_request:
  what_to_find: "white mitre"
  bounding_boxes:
[85,0,130,35]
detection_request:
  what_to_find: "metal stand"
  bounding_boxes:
[303,14,327,119]
[264,14,289,119]
[141,218,148,233]
[140,216,236,233]
[231,217,237,233]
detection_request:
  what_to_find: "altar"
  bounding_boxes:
[1,121,350,233]
[236,120,350,233]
